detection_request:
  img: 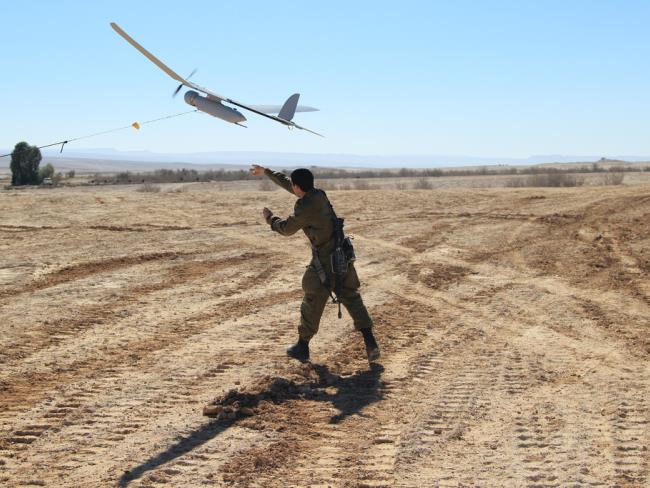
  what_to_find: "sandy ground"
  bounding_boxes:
[0,181,649,487]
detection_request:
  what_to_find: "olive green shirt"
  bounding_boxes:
[264,168,335,255]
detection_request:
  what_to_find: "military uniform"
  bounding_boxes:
[264,168,373,341]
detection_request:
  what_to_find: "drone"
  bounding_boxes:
[110,23,322,136]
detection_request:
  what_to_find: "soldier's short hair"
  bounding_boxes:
[291,168,314,192]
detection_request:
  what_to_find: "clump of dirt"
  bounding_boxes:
[203,364,327,420]
[214,358,386,484]
[408,263,470,289]
[535,212,583,225]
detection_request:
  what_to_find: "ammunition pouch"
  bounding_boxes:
[342,236,356,264]
[311,247,329,287]
[331,247,348,276]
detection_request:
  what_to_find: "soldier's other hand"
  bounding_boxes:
[262,207,273,223]
[250,164,265,176]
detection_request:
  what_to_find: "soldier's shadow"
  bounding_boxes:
[311,362,385,423]
[118,363,385,486]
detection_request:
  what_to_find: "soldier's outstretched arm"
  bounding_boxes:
[250,164,293,194]
[267,169,294,194]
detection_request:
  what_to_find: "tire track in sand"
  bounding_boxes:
[0,287,303,486]
[0,252,280,449]
[0,250,250,365]
[0,251,195,300]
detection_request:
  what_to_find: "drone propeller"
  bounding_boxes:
[172,68,197,97]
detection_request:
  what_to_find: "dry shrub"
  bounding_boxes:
[506,173,585,188]
[353,179,370,190]
[318,179,337,191]
[395,181,408,190]
[413,177,433,190]
[166,185,188,193]
[504,177,523,188]
[258,179,277,191]
[350,179,379,190]
[137,183,161,193]
[600,172,625,185]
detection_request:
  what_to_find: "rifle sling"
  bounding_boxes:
[320,190,344,318]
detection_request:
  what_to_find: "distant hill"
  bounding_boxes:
[1,149,649,175]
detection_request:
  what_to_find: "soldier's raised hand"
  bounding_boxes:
[250,164,265,176]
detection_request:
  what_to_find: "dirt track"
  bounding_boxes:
[1,182,649,487]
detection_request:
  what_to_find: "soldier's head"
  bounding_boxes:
[290,168,314,198]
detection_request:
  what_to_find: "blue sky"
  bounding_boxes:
[1,0,649,158]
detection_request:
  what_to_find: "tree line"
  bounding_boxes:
[7,140,647,187]
[91,163,649,185]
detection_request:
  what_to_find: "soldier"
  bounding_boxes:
[250,164,380,363]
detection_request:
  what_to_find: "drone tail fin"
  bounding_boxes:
[278,93,300,121]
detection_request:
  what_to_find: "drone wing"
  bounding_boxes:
[249,105,319,114]
[289,121,324,137]
[223,97,323,137]
[110,22,226,101]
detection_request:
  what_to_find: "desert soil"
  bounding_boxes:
[0,182,649,487]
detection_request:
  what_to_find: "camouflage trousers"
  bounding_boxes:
[299,261,373,341]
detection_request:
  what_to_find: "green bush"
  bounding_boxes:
[38,163,55,183]
[10,142,41,186]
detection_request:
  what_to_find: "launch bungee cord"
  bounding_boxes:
[0,109,198,158]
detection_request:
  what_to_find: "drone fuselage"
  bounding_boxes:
[184,90,246,124]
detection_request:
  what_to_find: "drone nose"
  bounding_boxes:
[184,90,199,106]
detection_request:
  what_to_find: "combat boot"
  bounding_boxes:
[361,328,380,362]
[287,338,310,362]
